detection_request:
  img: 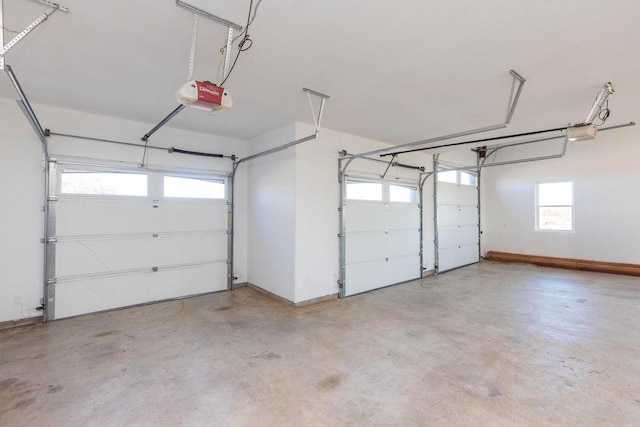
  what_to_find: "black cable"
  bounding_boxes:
[596,99,611,126]
[381,126,568,157]
[219,0,256,87]
[220,50,242,86]
[168,147,225,158]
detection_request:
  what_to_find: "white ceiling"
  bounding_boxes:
[1,0,639,144]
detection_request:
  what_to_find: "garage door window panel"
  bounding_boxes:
[60,170,147,196]
[389,184,418,203]
[346,180,383,201]
[164,176,225,199]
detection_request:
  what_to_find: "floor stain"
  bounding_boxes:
[0,378,19,392]
[216,306,232,311]
[47,385,63,394]
[252,352,282,360]
[458,376,503,400]
[317,374,345,390]
[13,398,36,409]
[93,331,118,338]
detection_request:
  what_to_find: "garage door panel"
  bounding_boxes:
[345,255,420,296]
[436,179,479,272]
[154,202,228,231]
[345,204,386,232]
[57,199,228,236]
[459,225,479,246]
[57,198,157,235]
[459,244,479,266]
[385,205,420,229]
[437,182,458,204]
[459,205,478,224]
[346,231,387,263]
[438,226,460,248]
[457,185,478,205]
[54,262,227,319]
[55,233,227,277]
[344,180,421,296]
[437,205,459,226]
[386,230,419,256]
[52,168,230,320]
[346,230,418,264]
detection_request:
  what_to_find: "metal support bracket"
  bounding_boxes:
[6,65,47,143]
[0,0,69,70]
[342,69,526,163]
[176,0,242,31]
[234,88,329,166]
[141,2,243,142]
[380,154,397,179]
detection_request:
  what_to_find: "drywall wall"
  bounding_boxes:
[0,99,45,323]
[246,123,297,301]
[293,122,433,303]
[0,97,248,322]
[482,126,640,263]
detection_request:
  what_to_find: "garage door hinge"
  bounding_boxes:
[48,195,58,202]
[337,280,343,288]
[46,236,57,243]
[47,278,57,285]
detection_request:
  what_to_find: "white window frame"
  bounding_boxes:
[58,165,149,198]
[345,179,384,202]
[436,169,478,187]
[535,181,574,232]
[346,178,419,204]
[57,162,229,202]
[163,175,226,200]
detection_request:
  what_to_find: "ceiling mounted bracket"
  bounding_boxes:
[584,82,614,125]
[304,87,330,132]
[141,2,243,142]
[0,0,69,70]
[232,88,330,169]
[187,13,198,80]
[175,0,243,32]
[505,70,526,124]
[341,69,527,170]
[5,65,46,143]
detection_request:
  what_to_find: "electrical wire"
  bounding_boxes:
[217,0,262,86]
[595,99,611,126]
[0,24,25,34]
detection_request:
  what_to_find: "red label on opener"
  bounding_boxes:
[196,81,223,105]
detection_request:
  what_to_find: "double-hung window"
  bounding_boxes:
[536,181,573,231]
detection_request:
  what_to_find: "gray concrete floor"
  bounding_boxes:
[1,262,640,426]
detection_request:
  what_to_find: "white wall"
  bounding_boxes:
[0,97,248,322]
[246,124,297,301]
[482,126,640,263]
[0,99,45,323]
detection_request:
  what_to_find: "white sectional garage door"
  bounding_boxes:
[343,180,421,296]
[49,162,229,319]
[436,179,479,272]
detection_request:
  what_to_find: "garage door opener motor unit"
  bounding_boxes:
[176,80,233,113]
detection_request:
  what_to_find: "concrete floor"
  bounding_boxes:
[1,262,639,426]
